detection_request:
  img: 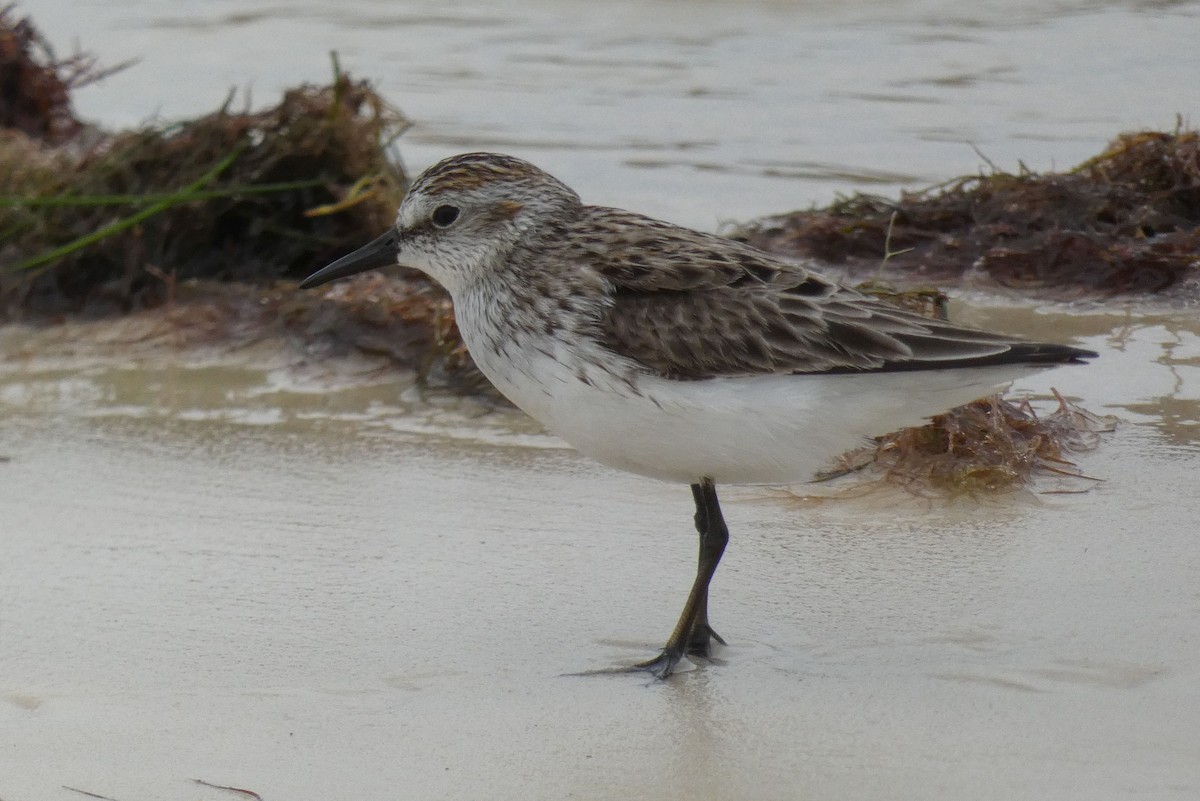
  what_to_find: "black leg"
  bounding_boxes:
[686,480,729,656]
[569,478,731,680]
[631,478,729,678]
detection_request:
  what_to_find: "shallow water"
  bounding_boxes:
[6,1,1200,799]
[31,0,1200,227]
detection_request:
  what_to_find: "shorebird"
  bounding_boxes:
[301,152,1095,678]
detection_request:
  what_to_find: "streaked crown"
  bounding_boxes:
[407,152,582,211]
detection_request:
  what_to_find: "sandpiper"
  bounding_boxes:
[301,152,1095,678]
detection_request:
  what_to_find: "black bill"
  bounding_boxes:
[299,230,400,289]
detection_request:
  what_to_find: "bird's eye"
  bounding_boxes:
[431,204,461,227]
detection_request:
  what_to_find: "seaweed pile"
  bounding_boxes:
[734,126,1200,297]
[0,2,84,143]
[0,8,409,316]
[0,7,491,386]
[816,391,1116,497]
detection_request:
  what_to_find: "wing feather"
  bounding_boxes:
[565,208,1092,379]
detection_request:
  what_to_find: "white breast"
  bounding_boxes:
[455,289,1039,485]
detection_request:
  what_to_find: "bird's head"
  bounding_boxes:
[300,152,581,296]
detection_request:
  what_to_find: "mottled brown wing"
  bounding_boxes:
[577,208,1087,379]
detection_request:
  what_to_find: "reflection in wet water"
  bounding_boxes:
[960,305,1200,446]
[1107,318,1200,445]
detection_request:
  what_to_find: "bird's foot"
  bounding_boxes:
[566,647,687,680]
[686,622,726,658]
[567,623,726,679]
[628,648,686,679]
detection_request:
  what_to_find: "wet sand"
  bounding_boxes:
[2,305,1198,801]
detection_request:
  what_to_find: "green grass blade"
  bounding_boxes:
[0,179,325,208]
[5,145,248,274]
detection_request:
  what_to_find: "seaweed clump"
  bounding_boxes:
[734,126,1200,296]
[0,7,487,385]
[0,2,94,144]
[0,6,409,317]
[818,391,1116,496]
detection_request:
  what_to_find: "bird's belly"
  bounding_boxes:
[468,341,1035,485]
